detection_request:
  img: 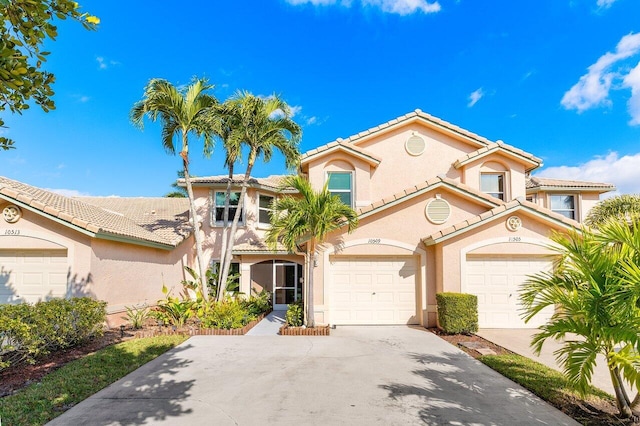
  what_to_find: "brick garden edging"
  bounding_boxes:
[129,311,270,338]
[279,324,331,336]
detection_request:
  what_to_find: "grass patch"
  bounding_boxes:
[479,354,617,423]
[0,335,188,426]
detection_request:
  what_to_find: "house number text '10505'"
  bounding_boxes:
[368,239,381,244]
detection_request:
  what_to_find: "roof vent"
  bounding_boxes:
[425,198,451,224]
[405,134,426,156]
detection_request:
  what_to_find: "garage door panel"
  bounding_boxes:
[466,256,554,329]
[0,250,68,303]
[330,256,418,325]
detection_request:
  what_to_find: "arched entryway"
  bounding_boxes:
[251,260,303,310]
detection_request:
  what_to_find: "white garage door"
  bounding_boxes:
[330,256,418,325]
[465,255,554,329]
[0,250,68,304]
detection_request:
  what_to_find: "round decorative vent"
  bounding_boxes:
[425,198,451,224]
[506,216,522,232]
[405,134,426,156]
[3,204,21,223]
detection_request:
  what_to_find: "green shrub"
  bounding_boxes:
[436,292,478,334]
[152,285,195,328]
[242,290,272,316]
[200,299,253,329]
[285,302,303,327]
[0,297,106,370]
[122,304,151,329]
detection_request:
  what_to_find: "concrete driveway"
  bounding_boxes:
[48,327,577,425]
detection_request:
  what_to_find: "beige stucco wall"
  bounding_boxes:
[461,156,527,200]
[314,187,495,325]
[0,202,93,299]
[435,210,563,298]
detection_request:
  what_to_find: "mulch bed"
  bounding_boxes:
[428,328,639,426]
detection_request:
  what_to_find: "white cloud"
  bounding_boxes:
[467,88,484,107]
[561,32,640,117]
[623,61,640,125]
[289,105,303,117]
[96,56,120,70]
[285,0,441,15]
[597,0,617,8]
[46,188,92,197]
[536,151,640,195]
[306,116,318,125]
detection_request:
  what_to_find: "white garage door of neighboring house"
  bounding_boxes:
[330,256,418,325]
[0,250,68,303]
[465,255,554,329]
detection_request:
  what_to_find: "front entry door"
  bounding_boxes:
[273,262,301,310]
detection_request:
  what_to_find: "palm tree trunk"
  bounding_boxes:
[216,165,234,299]
[218,150,255,299]
[181,140,208,302]
[304,239,316,327]
[610,365,633,418]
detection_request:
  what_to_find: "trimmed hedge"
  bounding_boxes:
[0,297,107,370]
[436,292,478,334]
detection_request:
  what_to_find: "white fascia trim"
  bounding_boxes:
[454,147,539,170]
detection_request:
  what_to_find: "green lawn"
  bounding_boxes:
[479,354,616,423]
[0,335,188,426]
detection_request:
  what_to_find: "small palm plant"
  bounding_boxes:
[520,222,640,418]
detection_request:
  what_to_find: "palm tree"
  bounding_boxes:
[131,78,218,300]
[216,92,302,299]
[265,175,358,327]
[520,224,640,418]
[166,170,187,198]
[585,194,640,229]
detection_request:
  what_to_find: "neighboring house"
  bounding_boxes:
[0,109,615,328]
[0,177,193,325]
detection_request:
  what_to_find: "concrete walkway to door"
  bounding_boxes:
[48,326,577,425]
[477,329,620,397]
[245,310,285,336]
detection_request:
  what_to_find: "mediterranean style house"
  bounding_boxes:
[0,110,614,328]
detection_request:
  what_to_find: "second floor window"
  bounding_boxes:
[214,191,244,226]
[328,172,353,207]
[550,195,576,220]
[258,194,274,227]
[481,173,505,201]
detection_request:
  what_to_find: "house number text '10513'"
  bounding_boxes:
[4,229,20,235]
[368,239,381,244]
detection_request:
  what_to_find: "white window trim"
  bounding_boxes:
[548,193,579,221]
[326,171,354,208]
[211,190,246,228]
[257,192,275,229]
[480,172,508,201]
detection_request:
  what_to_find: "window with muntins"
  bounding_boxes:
[214,191,244,226]
[550,195,576,220]
[481,173,505,201]
[258,194,274,227]
[328,172,352,206]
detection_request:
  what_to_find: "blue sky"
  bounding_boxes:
[1,0,640,197]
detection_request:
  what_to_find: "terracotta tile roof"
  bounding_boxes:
[300,140,382,166]
[422,197,580,245]
[301,110,498,159]
[232,241,291,254]
[453,141,542,171]
[78,197,191,245]
[356,176,503,218]
[186,175,295,192]
[526,176,616,192]
[0,176,190,248]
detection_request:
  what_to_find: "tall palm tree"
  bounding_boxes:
[216,92,302,299]
[131,78,218,300]
[266,175,358,327]
[520,224,640,418]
